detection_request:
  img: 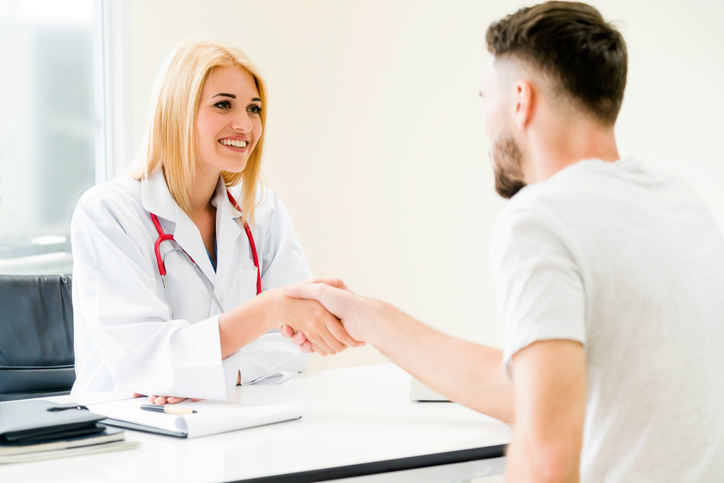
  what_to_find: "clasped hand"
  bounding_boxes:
[274,278,364,356]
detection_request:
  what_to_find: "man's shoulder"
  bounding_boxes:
[492,156,704,252]
[502,157,696,219]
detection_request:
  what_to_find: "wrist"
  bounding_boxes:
[219,292,276,359]
[252,290,278,332]
[355,298,386,345]
[366,300,412,349]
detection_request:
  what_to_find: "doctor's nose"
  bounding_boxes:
[230,113,253,133]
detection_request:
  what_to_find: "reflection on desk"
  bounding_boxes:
[0,364,511,483]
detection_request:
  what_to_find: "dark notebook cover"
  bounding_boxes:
[0,424,124,456]
[0,400,107,444]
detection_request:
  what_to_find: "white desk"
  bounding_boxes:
[0,364,511,482]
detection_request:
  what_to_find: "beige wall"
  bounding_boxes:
[130,0,724,370]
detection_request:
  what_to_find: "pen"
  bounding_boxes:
[139,404,197,415]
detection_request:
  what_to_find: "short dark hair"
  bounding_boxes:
[486,1,627,125]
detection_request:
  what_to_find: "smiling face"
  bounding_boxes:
[480,57,527,199]
[196,66,263,176]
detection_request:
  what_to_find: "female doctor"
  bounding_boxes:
[70,38,360,403]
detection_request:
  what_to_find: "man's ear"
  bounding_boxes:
[513,80,534,129]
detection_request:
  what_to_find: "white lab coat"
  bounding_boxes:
[70,169,311,400]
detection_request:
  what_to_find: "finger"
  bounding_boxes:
[300,340,314,353]
[132,393,146,398]
[280,325,294,338]
[314,325,346,354]
[283,283,351,318]
[153,396,167,405]
[191,398,203,402]
[292,330,308,345]
[310,335,335,354]
[314,312,350,352]
[166,397,187,404]
[308,320,343,354]
[326,316,365,348]
[303,278,348,290]
[311,342,328,356]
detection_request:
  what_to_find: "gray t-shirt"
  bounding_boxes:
[491,157,724,481]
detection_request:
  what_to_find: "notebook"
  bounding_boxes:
[0,425,124,456]
[0,400,106,444]
[0,401,140,464]
[0,440,140,464]
[89,397,302,438]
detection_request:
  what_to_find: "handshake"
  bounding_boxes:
[138,278,388,406]
[138,275,510,427]
[276,278,377,356]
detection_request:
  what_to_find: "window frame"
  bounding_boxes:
[0,0,135,274]
[97,0,136,183]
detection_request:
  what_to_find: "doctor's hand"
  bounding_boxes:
[283,279,385,344]
[280,325,313,353]
[132,393,202,405]
[258,287,364,357]
[280,278,354,354]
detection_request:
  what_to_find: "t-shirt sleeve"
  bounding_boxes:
[490,205,587,380]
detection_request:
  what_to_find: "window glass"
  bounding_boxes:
[0,0,98,274]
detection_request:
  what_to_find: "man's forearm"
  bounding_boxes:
[363,301,514,424]
[281,282,514,423]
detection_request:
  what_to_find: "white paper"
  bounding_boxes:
[89,398,302,439]
[244,371,299,386]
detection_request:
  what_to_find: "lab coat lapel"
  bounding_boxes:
[141,169,179,224]
[212,180,244,306]
[141,169,217,285]
[173,215,216,284]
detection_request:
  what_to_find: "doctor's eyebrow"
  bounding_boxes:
[211,93,261,103]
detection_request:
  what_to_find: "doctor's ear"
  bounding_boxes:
[513,80,534,129]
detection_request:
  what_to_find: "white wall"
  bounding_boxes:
[129,0,724,370]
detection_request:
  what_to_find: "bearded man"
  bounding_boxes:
[283,2,724,481]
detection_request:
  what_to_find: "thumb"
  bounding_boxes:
[283,282,352,318]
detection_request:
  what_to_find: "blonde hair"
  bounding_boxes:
[130,38,267,226]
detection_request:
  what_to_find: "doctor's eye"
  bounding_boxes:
[214,100,232,110]
[247,104,262,114]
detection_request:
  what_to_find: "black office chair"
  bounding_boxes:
[0,274,75,401]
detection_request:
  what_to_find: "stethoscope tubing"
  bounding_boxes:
[150,191,260,320]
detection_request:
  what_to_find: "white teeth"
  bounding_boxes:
[220,139,247,148]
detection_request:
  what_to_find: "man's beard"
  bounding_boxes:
[491,135,526,199]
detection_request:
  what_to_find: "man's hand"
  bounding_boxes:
[262,288,363,355]
[221,276,364,358]
[284,278,514,424]
[282,279,373,343]
[280,278,367,353]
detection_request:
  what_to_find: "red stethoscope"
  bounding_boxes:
[150,191,260,319]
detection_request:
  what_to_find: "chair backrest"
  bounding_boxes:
[0,274,75,401]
